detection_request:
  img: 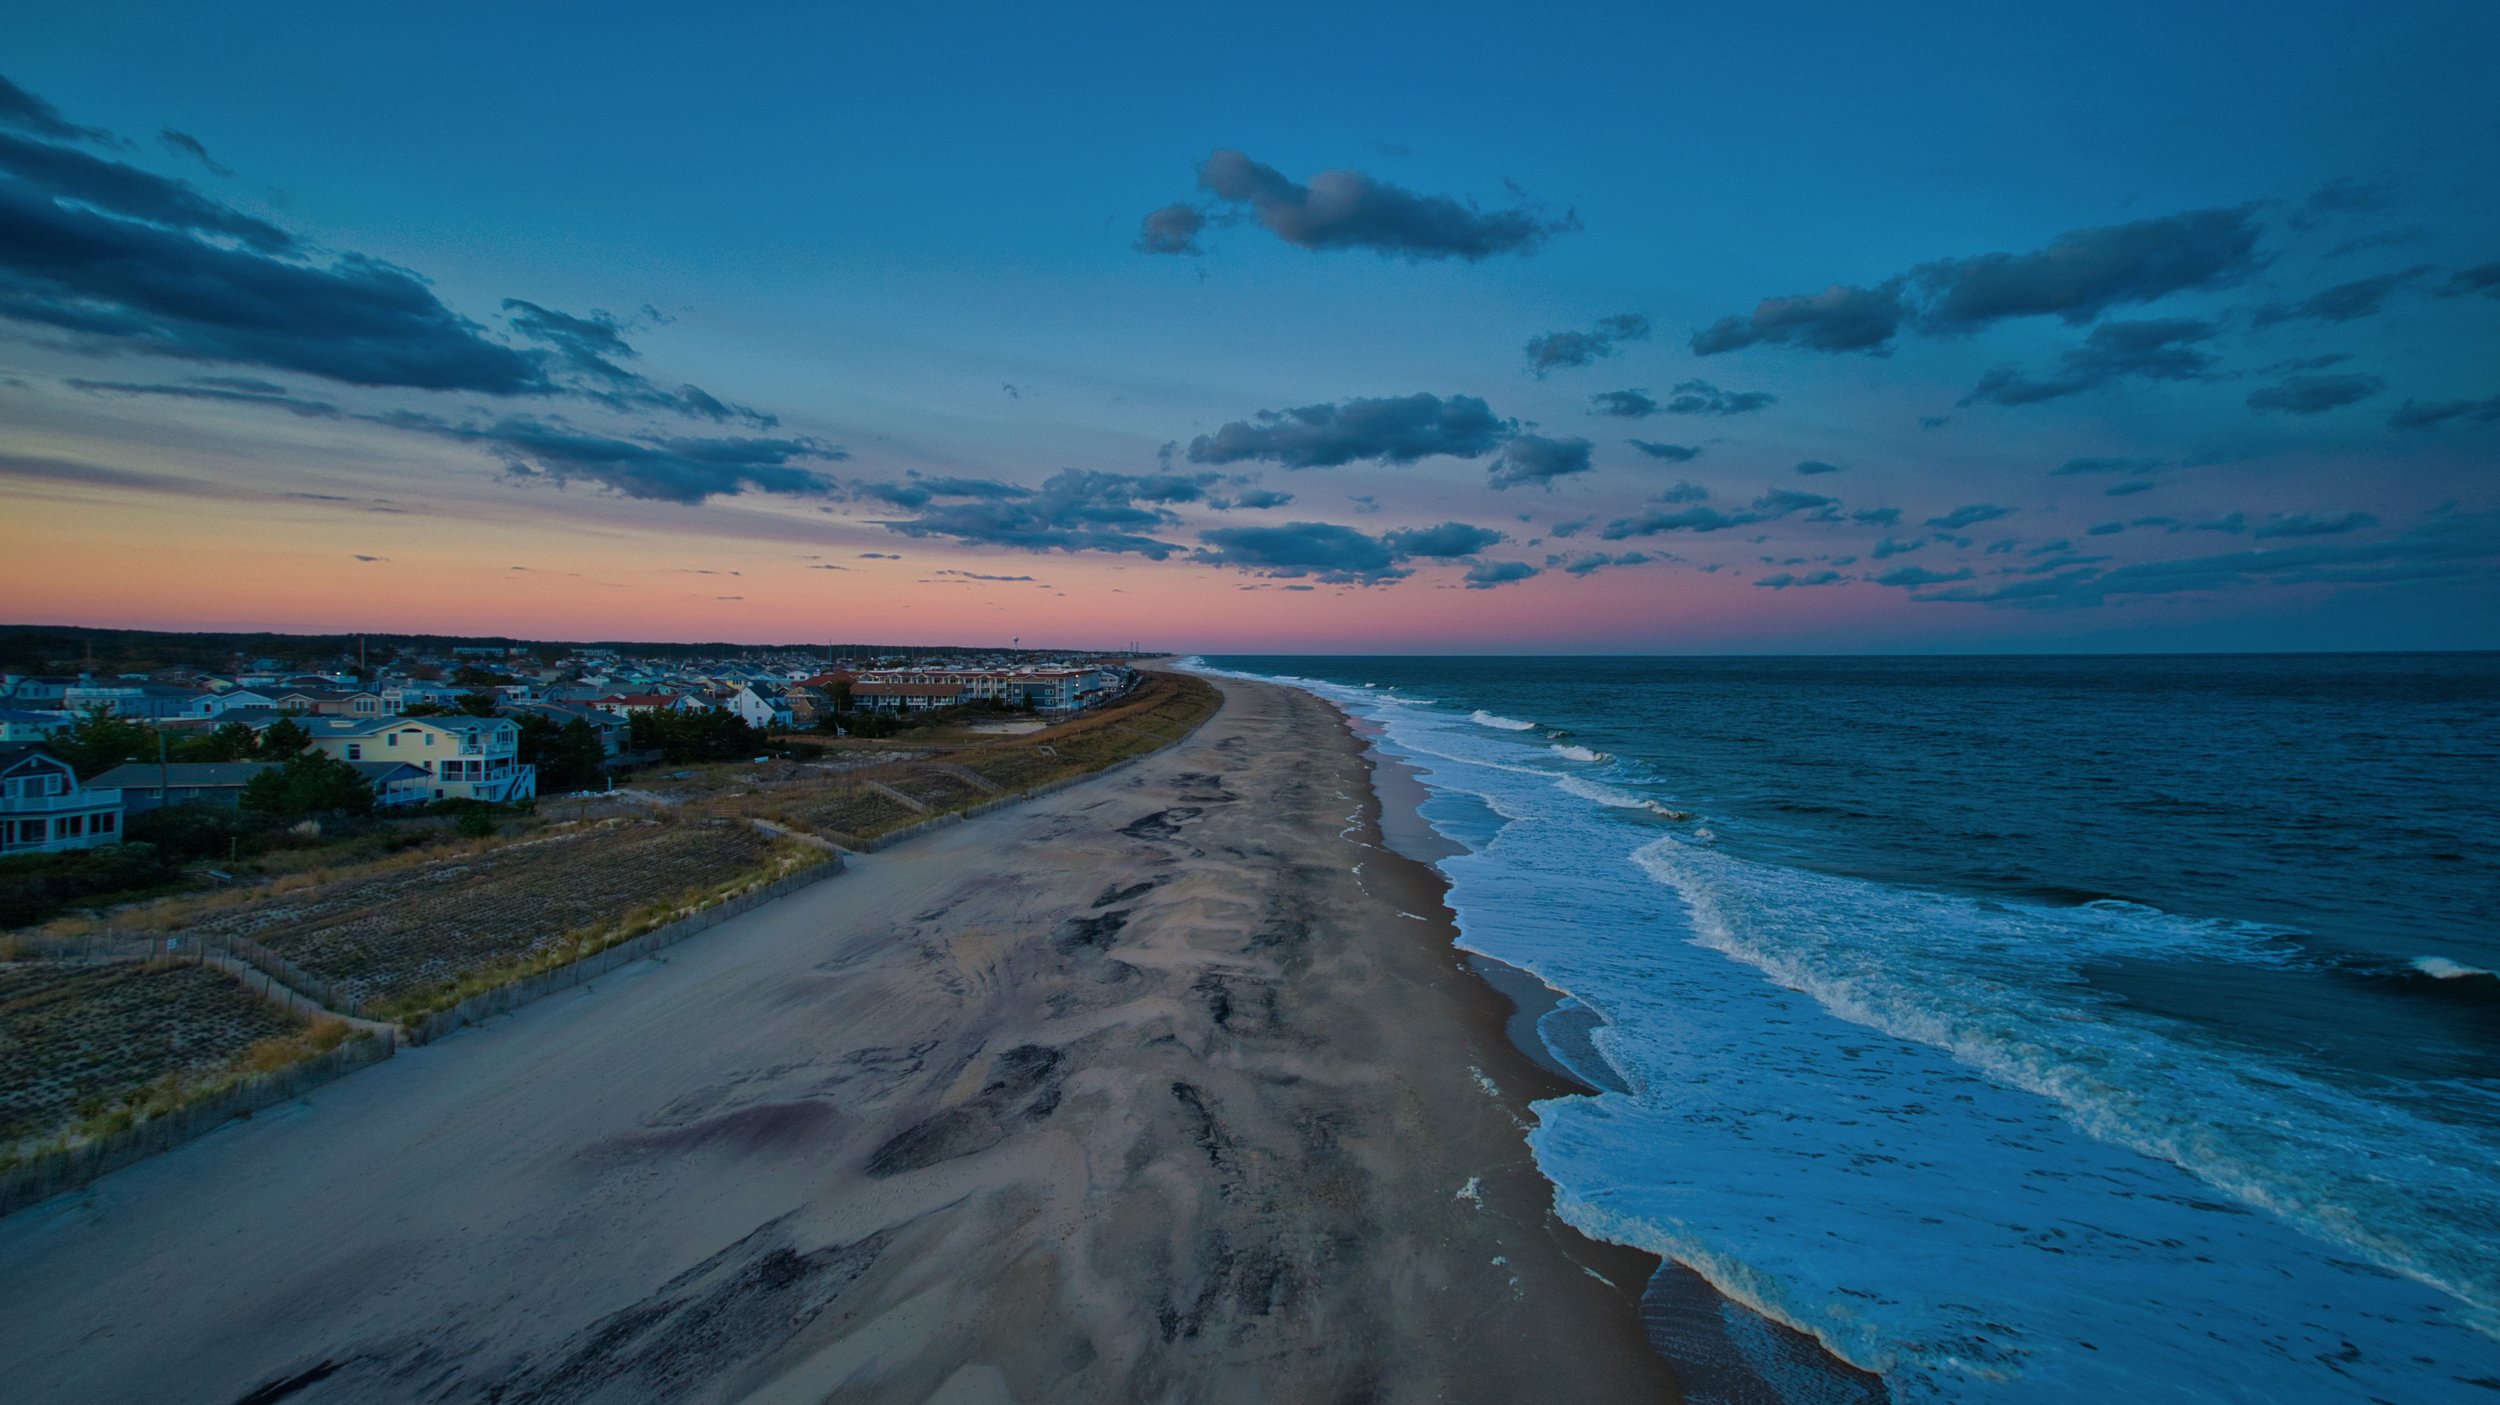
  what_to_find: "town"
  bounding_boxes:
[2,632,1142,860]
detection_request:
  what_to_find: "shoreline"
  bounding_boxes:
[0,667,1682,1402]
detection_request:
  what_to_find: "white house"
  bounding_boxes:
[293,716,537,804]
[728,683,794,731]
[0,709,71,742]
[0,744,123,853]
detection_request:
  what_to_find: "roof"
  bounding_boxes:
[854,682,965,697]
[91,762,272,790]
[0,742,69,775]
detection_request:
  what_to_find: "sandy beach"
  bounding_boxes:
[0,670,1674,1403]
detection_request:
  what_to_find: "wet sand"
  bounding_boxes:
[0,671,1675,1403]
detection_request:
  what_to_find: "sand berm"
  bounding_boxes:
[0,670,1677,1403]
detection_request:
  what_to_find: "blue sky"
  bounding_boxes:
[2,1,2495,650]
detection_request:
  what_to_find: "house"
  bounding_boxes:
[290,716,538,804]
[0,709,71,742]
[194,688,280,717]
[503,700,629,756]
[270,689,394,718]
[0,744,123,853]
[88,759,434,813]
[2,676,77,706]
[594,692,709,718]
[728,683,794,731]
[851,681,966,713]
[61,681,210,719]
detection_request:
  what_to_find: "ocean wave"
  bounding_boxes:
[1469,709,1538,731]
[1555,775,1687,819]
[1633,834,2500,1335]
[1549,743,1610,763]
[2414,956,2496,981]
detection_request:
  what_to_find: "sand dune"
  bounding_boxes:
[0,673,1671,1403]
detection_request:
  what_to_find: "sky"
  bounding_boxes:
[1,1,2495,654]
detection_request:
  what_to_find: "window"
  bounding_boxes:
[95,812,116,834]
[60,815,83,838]
[388,732,397,747]
[347,744,363,760]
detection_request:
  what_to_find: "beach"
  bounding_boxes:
[0,671,1675,1402]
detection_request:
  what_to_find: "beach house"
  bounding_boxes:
[0,744,124,854]
[291,716,538,804]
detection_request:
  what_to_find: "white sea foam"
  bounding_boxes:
[1470,709,1538,731]
[1555,775,1686,819]
[2415,956,2495,980]
[1549,743,1610,762]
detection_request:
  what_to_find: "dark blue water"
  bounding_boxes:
[1202,653,2500,1403]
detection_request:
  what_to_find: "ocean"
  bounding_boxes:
[1195,654,2500,1404]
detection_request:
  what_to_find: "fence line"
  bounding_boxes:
[0,1030,396,1219]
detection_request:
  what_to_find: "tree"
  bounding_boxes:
[456,691,500,717]
[514,715,606,791]
[257,715,311,758]
[58,706,156,779]
[627,707,768,763]
[171,720,260,763]
[239,751,373,818]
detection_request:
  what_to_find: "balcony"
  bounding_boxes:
[0,786,121,815]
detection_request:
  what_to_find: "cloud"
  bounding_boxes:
[2435,262,2500,300]
[1917,206,2264,330]
[1193,520,1404,582]
[1662,379,1776,416]
[1697,205,2265,356]
[1962,318,2221,406]
[1754,570,1847,589]
[1908,504,2496,610]
[1657,479,1710,503]
[1628,439,1700,462]
[2245,372,2384,415]
[157,128,230,176]
[1462,560,1540,589]
[2294,178,2391,227]
[0,130,293,251]
[934,569,1041,582]
[1850,506,1902,526]
[2388,395,2500,430]
[1146,149,1578,262]
[1794,459,1842,475]
[501,298,771,425]
[2105,480,2158,496]
[393,414,844,503]
[2250,266,2429,326]
[2054,455,2164,476]
[1136,202,1207,255]
[1927,502,2014,529]
[0,447,253,499]
[1560,551,1654,576]
[1231,487,1293,509]
[1601,487,1836,539]
[1691,281,1908,355]
[0,74,114,144]
[1487,434,1593,489]
[64,375,339,417]
[351,554,385,562]
[1382,521,1505,558]
[1526,312,1648,373]
[1875,564,1972,587]
[1187,392,1511,468]
[1871,536,1925,559]
[1590,389,1658,417]
[863,468,1238,559]
[858,552,901,559]
[2252,510,2377,539]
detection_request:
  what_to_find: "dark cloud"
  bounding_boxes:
[858,552,901,559]
[157,129,230,176]
[1962,318,2221,407]
[1794,460,1842,475]
[1463,561,1540,589]
[0,447,250,499]
[1187,392,1511,468]
[1590,389,1658,417]
[2105,480,2158,497]
[1193,521,1404,583]
[1917,206,2264,330]
[2086,521,2127,536]
[1229,487,1293,509]
[2296,177,2391,224]
[869,468,1199,559]
[1152,149,1578,262]
[2388,395,2500,431]
[352,554,384,562]
[1657,480,1710,503]
[1559,550,1654,576]
[501,298,771,426]
[0,74,114,144]
[2246,372,2384,415]
[1871,536,1925,559]
[2252,510,2377,539]
[1875,564,1972,587]
[1662,379,1776,416]
[1382,521,1505,558]
[1698,205,2265,356]
[1601,487,1836,539]
[1927,503,2014,529]
[1850,506,1902,526]
[1629,439,1700,462]
[2054,455,2164,476]
[2435,262,2500,300]
[1526,312,1648,374]
[64,375,339,417]
[392,414,843,503]
[1691,281,1907,355]
[1136,202,1206,255]
[2250,266,2429,326]
[1754,570,1847,589]
[1908,505,2495,610]
[0,131,292,251]
[1919,415,1950,430]
[934,569,1041,582]
[1487,434,1593,489]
